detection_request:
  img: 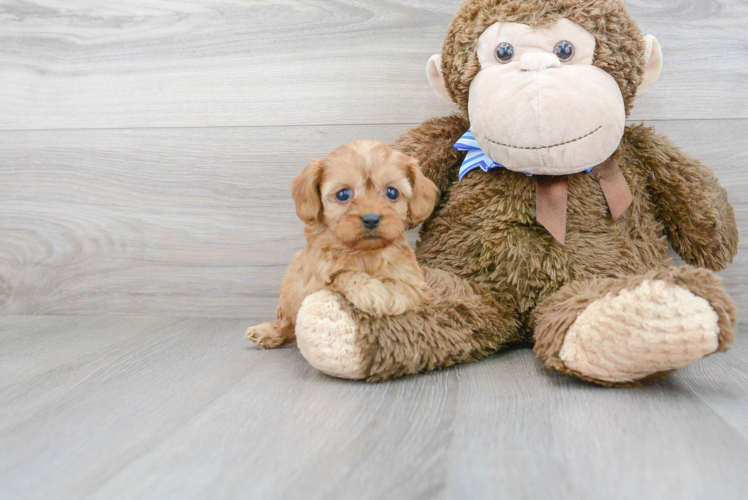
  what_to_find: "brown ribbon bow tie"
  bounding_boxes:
[535,157,633,245]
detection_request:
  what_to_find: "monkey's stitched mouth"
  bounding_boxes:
[485,126,602,150]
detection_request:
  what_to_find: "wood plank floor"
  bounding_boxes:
[0,316,746,500]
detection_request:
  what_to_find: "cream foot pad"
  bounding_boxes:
[559,280,720,383]
[296,291,368,380]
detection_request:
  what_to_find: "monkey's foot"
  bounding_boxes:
[295,291,368,379]
[535,267,736,386]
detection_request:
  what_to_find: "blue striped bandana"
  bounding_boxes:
[454,130,505,181]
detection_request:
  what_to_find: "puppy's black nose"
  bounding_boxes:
[361,213,380,229]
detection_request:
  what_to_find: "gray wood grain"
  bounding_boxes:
[1,120,746,317]
[0,315,745,499]
[0,124,401,317]
[446,339,748,499]
[0,0,746,131]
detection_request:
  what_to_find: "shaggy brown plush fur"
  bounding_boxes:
[415,121,681,327]
[629,128,739,270]
[300,0,738,385]
[348,118,737,383]
[350,267,521,382]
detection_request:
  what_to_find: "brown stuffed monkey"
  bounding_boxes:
[288,0,739,386]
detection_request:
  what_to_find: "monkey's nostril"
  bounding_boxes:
[361,213,381,229]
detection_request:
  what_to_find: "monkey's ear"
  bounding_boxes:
[636,35,663,99]
[291,159,323,224]
[426,54,455,106]
[406,158,439,225]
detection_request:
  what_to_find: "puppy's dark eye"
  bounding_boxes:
[386,187,399,201]
[554,40,574,62]
[495,42,514,63]
[336,189,351,202]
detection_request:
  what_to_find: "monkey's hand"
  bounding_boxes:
[637,126,738,271]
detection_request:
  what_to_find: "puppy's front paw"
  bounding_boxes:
[350,297,390,316]
[326,270,366,291]
[410,282,434,309]
[245,322,287,349]
[345,286,391,317]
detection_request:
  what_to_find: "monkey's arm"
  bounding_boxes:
[631,126,738,271]
[389,114,469,195]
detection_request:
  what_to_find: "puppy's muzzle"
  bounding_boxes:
[361,213,380,230]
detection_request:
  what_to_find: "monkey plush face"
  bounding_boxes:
[427,1,663,176]
[468,19,625,175]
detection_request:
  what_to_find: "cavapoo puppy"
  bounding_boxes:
[245,140,439,349]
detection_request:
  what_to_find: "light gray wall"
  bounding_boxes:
[1,0,746,317]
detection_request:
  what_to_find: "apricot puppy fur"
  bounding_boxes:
[245,140,439,349]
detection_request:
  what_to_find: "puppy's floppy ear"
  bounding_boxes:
[291,159,324,224]
[406,157,438,224]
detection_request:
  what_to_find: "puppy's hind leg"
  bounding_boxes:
[245,319,295,349]
[247,256,304,349]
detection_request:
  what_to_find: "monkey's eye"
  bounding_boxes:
[386,187,399,201]
[336,189,351,202]
[495,42,515,63]
[554,41,575,62]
